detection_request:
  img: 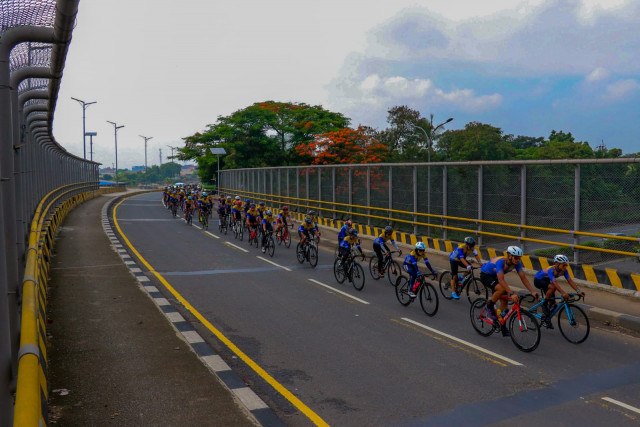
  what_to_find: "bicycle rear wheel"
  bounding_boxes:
[284,229,291,248]
[267,237,275,257]
[465,277,488,304]
[558,304,589,344]
[333,258,346,284]
[351,263,365,291]
[470,299,495,337]
[419,282,439,316]
[395,277,412,306]
[296,243,305,264]
[438,271,455,300]
[369,256,381,280]
[308,245,318,268]
[509,310,541,352]
[387,261,401,287]
[238,225,243,241]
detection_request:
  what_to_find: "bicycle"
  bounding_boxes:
[247,223,260,247]
[395,274,439,317]
[233,219,244,241]
[276,223,293,248]
[219,213,230,234]
[439,264,488,304]
[524,293,589,344]
[368,250,402,286]
[262,230,276,257]
[185,208,193,225]
[200,206,211,230]
[170,201,178,218]
[296,238,318,268]
[333,250,366,291]
[470,294,541,352]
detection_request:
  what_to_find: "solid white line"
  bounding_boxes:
[400,317,523,366]
[256,256,292,271]
[205,231,220,239]
[225,241,249,253]
[602,397,640,414]
[192,224,202,230]
[308,279,370,305]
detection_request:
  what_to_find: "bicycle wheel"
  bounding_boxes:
[387,261,401,287]
[284,229,291,248]
[369,256,381,280]
[419,282,439,317]
[254,231,259,248]
[275,230,282,245]
[238,224,243,241]
[439,271,455,300]
[509,310,541,352]
[308,245,318,268]
[222,218,228,234]
[395,276,412,306]
[470,299,495,337]
[267,237,275,257]
[296,243,305,264]
[465,277,488,304]
[351,263,365,291]
[557,304,589,344]
[203,217,208,230]
[333,258,346,284]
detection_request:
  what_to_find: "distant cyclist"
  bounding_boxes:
[261,210,275,253]
[403,242,437,298]
[534,254,584,328]
[338,228,364,266]
[373,226,401,278]
[298,215,318,248]
[448,236,483,300]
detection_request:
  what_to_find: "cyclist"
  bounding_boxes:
[403,242,437,298]
[338,228,364,266]
[308,210,321,242]
[257,201,267,217]
[298,215,318,248]
[337,220,353,242]
[534,254,584,328]
[448,236,483,300]
[184,195,195,219]
[373,226,402,278]
[276,206,293,233]
[232,199,243,227]
[245,203,261,234]
[261,210,275,253]
[480,246,539,336]
[216,197,228,227]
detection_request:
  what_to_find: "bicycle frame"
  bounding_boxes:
[526,294,582,323]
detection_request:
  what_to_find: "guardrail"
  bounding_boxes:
[12,182,109,426]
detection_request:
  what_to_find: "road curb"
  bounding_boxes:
[102,194,282,427]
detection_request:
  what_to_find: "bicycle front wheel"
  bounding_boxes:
[387,261,401,287]
[267,237,275,257]
[465,277,488,304]
[419,282,439,316]
[351,263,365,291]
[296,243,305,264]
[470,299,495,337]
[238,225,243,241]
[395,276,412,306]
[284,230,291,248]
[558,304,590,344]
[369,256,381,280]
[438,271,454,300]
[308,245,318,268]
[509,310,541,352]
[333,258,346,284]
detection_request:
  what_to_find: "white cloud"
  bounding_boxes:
[585,67,610,82]
[603,79,640,100]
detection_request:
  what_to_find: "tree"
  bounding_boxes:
[437,122,515,161]
[295,126,390,165]
[376,106,433,162]
[537,130,594,159]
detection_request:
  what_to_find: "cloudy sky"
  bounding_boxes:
[53,0,640,169]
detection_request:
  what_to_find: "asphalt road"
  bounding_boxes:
[114,192,640,426]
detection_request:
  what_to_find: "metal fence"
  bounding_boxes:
[1,1,99,423]
[220,159,640,270]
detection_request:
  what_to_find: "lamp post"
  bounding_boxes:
[71,97,97,159]
[85,132,97,162]
[139,135,153,172]
[210,147,227,192]
[107,121,124,185]
[411,117,453,235]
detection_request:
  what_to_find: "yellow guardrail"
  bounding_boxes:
[13,183,113,426]
[220,187,640,258]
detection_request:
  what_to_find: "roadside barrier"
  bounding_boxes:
[13,183,115,426]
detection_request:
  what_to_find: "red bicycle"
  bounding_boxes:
[275,223,292,248]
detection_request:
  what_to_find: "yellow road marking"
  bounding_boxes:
[113,197,329,427]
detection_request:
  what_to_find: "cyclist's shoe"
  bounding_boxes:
[500,325,511,337]
[542,318,554,329]
[485,303,498,322]
[261,246,266,253]
[451,292,460,300]
[378,273,385,278]
[407,291,417,298]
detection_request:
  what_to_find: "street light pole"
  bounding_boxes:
[411,117,453,236]
[85,132,97,162]
[107,121,124,185]
[139,135,153,172]
[71,97,97,159]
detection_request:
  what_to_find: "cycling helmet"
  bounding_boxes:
[464,236,476,247]
[226,196,232,200]
[219,194,223,198]
[305,215,312,224]
[506,246,523,257]
[245,199,251,203]
[345,220,353,227]
[283,206,289,210]
[266,210,272,216]
[250,203,256,208]
[384,226,394,234]
[308,210,316,216]
[235,196,240,200]
[554,254,570,264]
[415,242,426,251]
[349,228,358,236]
[202,192,207,196]
[188,196,192,200]
[259,201,265,206]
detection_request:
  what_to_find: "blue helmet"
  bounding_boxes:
[415,242,426,251]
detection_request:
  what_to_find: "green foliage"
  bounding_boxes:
[113,162,182,185]
[438,122,515,161]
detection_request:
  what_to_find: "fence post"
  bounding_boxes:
[367,166,371,227]
[413,166,418,236]
[478,165,483,248]
[442,165,448,241]
[574,164,581,263]
[388,166,392,223]
[296,167,300,214]
[520,165,527,253]
[332,167,336,220]
[318,167,322,217]
[348,167,352,218]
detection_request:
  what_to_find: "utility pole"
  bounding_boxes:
[71,97,97,159]
[85,132,97,162]
[159,148,163,165]
[139,135,153,172]
[107,121,125,184]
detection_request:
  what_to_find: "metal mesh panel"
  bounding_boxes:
[334,166,350,221]
[446,165,479,243]
[319,168,335,219]
[308,167,319,215]
[351,166,368,226]
[18,77,48,93]
[287,168,298,214]
[391,166,413,234]
[1,1,56,33]
[369,165,390,229]
[9,42,52,72]
[482,165,521,247]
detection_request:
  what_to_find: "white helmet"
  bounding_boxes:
[506,246,523,257]
[554,254,569,264]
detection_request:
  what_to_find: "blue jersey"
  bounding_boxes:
[338,225,351,241]
[374,233,398,249]
[340,235,361,249]
[534,266,570,281]
[481,256,523,277]
[298,223,316,234]
[449,244,478,261]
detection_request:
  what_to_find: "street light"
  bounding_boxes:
[411,117,453,236]
[139,135,153,172]
[71,97,97,159]
[107,121,124,185]
[85,132,97,162]
[210,147,227,192]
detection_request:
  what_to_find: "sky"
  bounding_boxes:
[52,0,640,169]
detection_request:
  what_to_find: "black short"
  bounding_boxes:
[450,260,465,276]
[480,272,498,291]
[534,277,551,293]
